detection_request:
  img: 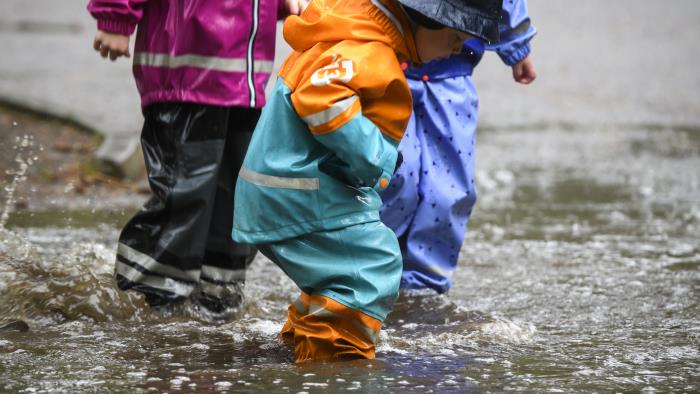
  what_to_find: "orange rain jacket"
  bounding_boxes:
[234,0,421,243]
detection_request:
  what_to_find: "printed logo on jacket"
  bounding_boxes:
[311,56,356,87]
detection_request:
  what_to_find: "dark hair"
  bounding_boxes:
[402,6,446,30]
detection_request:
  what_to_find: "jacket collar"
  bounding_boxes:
[368,0,419,63]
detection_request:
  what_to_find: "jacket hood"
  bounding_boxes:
[397,0,502,43]
[283,0,419,63]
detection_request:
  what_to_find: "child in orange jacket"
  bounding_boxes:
[233,0,502,362]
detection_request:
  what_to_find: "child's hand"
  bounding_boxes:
[93,31,131,61]
[285,0,309,15]
[512,56,536,84]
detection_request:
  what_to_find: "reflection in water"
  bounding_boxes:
[1,125,699,392]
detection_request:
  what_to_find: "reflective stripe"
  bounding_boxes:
[309,304,379,344]
[427,263,453,279]
[239,167,319,190]
[133,52,274,73]
[201,265,246,283]
[117,243,200,282]
[247,0,261,107]
[115,260,194,297]
[302,95,358,128]
[198,281,237,298]
[293,296,309,314]
[370,0,404,36]
[511,20,532,35]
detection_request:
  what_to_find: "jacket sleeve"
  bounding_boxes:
[277,0,290,20]
[290,42,411,192]
[485,0,537,66]
[87,0,149,35]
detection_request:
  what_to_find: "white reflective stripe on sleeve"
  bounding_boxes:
[115,260,194,297]
[133,52,274,73]
[302,95,358,128]
[117,243,200,282]
[239,167,320,190]
[370,0,404,36]
[200,265,246,283]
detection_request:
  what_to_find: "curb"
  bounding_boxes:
[0,98,144,181]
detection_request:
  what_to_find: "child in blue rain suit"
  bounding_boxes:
[380,0,537,294]
[232,0,503,362]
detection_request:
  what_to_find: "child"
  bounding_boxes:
[380,0,537,294]
[232,0,503,362]
[87,0,308,319]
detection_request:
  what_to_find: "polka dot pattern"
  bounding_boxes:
[380,76,479,293]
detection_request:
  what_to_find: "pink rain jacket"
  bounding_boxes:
[87,0,286,109]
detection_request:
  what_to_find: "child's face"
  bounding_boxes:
[414,26,472,63]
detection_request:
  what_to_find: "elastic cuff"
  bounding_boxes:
[97,19,136,35]
[372,148,398,192]
[373,171,392,192]
[502,42,531,66]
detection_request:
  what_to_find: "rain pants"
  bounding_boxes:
[87,0,286,311]
[116,104,260,311]
[232,0,420,362]
[380,0,537,293]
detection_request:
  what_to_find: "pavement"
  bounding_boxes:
[0,0,141,178]
[1,0,699,177]
[476,0,700,129]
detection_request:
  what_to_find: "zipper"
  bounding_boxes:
[246,0,260,107]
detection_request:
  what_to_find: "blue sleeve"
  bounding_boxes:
[313,113,399,192]
[485,0,537,66]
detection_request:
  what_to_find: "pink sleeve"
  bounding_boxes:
[87,0,149,35]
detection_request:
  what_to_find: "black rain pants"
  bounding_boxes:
[115,103,260,310]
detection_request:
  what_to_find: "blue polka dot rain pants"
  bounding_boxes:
[380,76,479,294]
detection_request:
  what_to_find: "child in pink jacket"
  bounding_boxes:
[87,0,308,320]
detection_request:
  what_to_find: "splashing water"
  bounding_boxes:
[0,124,698,392]
[0,231,149,328]
[0,132,149,328]
[1,134,34,229]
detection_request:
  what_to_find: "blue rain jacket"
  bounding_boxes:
[406,0,536,80]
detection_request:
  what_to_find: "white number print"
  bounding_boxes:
[310,57,355,87]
